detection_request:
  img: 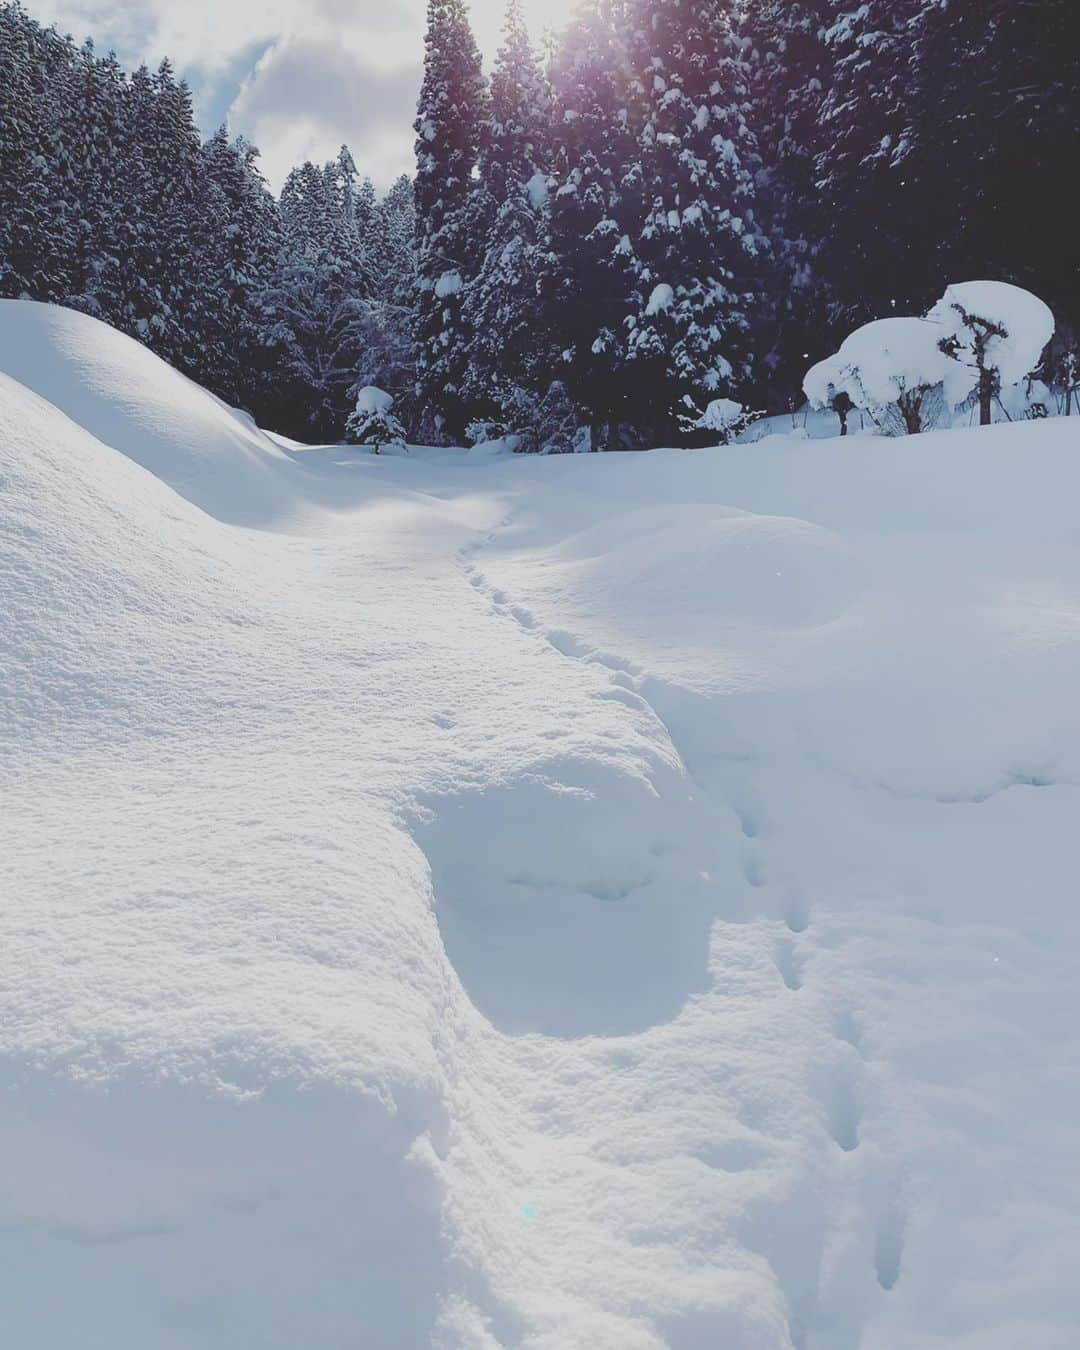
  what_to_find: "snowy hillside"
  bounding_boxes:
[2,301,1079,1350]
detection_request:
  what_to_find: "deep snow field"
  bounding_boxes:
[2,300,1079,1350]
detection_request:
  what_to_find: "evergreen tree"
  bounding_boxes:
[190,128,281,407]
[352,177,419,423]
[905,0,1080,332]
[460,0,551,426]
[624,0,760,437]
[814,0,929,323]
[62,43,127,323]
[258,151,373,439]
[0,6,70,299]
[541,0,640,446]
[112,61,202,366]
[742,0,836,401]
[479,0,549,205]
[413,0,488,440]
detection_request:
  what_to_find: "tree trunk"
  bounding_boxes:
[898,392,923,436]
[979,368,994,426]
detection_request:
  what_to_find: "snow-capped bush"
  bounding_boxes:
[687,397,761,444]
[804,317,953,435]
[510,381,589,455]
[466,419,509,447]
[345,386,407,453]
[928,281,1055,426]
[802,355,856,435]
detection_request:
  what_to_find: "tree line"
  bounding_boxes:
[2,0,1077,449]
[0,1,415,441]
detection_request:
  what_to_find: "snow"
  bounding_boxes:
[353,384,395,416]
[809,286,1057,429]
[804,315,960,416]
[928,279,1055,389]
[646,282,675,316]
[526,171,550,210]
[435,269,463,299]
[3,300,1080,1349]
[695,397,745,433]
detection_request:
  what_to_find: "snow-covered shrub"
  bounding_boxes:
[345,386,407,453]
[466,419,509,447]
[1047,334,1080,417]
[928,281,1055,426]
[513,382,585,455]
[685,398,762,445]
[802,355,856,436]
[804,317,952,435]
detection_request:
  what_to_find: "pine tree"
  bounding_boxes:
[905,0,1080,332]
[413,0,488,440]
[190,128,281,407]
[112,61,202,365]
[0,6,71,299]
[480,0,549,206]
[623,0,760,438]
[61,42,127,322]
[258,152,374,439]
[345,386,407,451]
[541,0,641,446]
[814,0,928,323]
[742,0,836,401]
[459,0,551,427]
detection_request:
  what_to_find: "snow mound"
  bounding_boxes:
[0,301,293,523]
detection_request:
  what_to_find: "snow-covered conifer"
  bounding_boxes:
[460,0,550,428]
[541,0,640,446]
[345,386,407,452]
[413,0,488,440]
[623,0,760,439]
[741,0,835,400]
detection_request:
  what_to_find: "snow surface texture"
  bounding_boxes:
[3,300,1080,1350]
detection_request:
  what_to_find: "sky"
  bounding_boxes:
[25,0,577,193]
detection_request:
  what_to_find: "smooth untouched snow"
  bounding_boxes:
[2,301,1080,1350]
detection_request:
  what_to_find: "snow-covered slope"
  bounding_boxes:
[2,303,1079,1350]
[0,301,293,523]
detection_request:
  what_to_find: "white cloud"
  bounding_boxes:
[24,0,578,190]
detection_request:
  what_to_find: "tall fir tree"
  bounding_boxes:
[741,0,836,400]
[623,0,760,437]
[904,0,1080,332]
[413,0,488,440]
[541,0,641,446]
[460,0,551,425]
[258,150,374,439]
[0,5,70,299]
[190,128,281,408]
[813,0,930,324]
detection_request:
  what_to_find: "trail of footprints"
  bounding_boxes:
[459,542,908,1342]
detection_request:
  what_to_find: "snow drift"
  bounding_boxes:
[0,301,293,524]
[2,301,1080,1350]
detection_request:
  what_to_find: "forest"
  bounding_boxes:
[1,0,1077,448]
